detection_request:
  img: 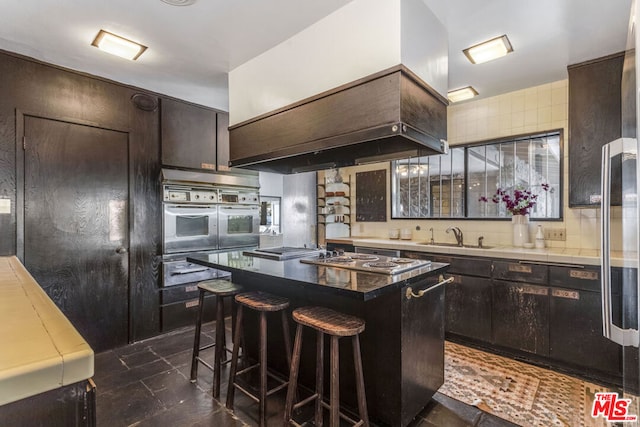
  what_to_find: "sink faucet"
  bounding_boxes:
[429,227,435,244]
[446,226,463,247]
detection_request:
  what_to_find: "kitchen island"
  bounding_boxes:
[187,251,449,427]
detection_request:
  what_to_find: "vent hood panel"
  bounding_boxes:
[229,65,447,174]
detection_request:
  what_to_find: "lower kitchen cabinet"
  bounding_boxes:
[549,265,622,376]
[446,274,492,342]
[160,285,218,332]
[402,251,492,342]
[492,280,550,356]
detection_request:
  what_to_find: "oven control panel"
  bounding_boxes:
[163,186,218,204]
[220,190,259,205]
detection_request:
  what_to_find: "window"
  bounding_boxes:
[391,131,562,219]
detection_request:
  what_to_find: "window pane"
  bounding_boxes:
[390,131,562,220]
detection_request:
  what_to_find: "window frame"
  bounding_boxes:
[390,129,564,221]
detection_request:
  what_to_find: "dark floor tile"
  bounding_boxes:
[96,359,172,394]
[132,388,225,427]
[142,368,210,408]
[97,381,165,427]
[120,347,161,369]
[430,392,482,424]
[165,348,194,369]
[191,406,247,427]
[149,328,204,358]
[474,412,520,427]
[94,350,129,383]
[420,402,475,427]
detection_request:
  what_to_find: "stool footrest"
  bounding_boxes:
[194,357,214,372]
[199,342,216,352]
[233,383,260,404]
[320,400,361,426]
[292,393,318,410]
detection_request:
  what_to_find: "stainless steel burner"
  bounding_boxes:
[331,256,354,263]
[300,252,430,275]
[350,254,379,261]
[389,258,414,264]
[365,262,399,268]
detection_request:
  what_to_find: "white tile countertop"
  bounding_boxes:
[329,238,638,269]
[0,256,94,405]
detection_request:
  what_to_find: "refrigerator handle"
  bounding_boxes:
[600,140,639,347]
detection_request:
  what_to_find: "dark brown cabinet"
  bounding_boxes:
[216,112,230,170]
[402,252,492,342]
[568,52,624,207]
[161,97,217,170]
[548,265,622,376]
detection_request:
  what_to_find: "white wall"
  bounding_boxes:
[228,0,448,125]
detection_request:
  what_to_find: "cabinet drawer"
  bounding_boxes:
[492,261,548,284]
[549,266,601,292]
[161,283,201,305]
[160,295,217,332]
[401,252,491,277]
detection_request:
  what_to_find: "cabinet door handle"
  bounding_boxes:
[405,275,454,299]
[519,285,548,296]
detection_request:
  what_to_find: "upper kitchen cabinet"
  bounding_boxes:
[161,97,217,171]
[568,52,624,207]
[216,112,230,171]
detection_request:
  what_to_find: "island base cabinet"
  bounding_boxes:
[492,280,549,356]
[549,288,622,376]
[0,380,96,426]
[400,277,445,427]
[445,275,492,342]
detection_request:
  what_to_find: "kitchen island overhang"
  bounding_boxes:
[187,251,450,426]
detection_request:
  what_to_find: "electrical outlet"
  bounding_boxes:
[543,228,566,241]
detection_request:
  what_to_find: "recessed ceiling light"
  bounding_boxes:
[463,35,513,64]
[447,86,479,103]
[91,30,147,61]
[160,0,197,5]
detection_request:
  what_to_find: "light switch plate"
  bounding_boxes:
[0,199,10,214]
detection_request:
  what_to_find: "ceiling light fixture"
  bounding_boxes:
[91,30,147,61]
[447,86,479,103]
[463,34,513,64]
[160,0,197,5]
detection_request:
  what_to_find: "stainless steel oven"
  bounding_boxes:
[163,185,219,254]
[218,204,260,249]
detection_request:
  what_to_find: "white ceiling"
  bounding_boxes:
[0,0,633,111]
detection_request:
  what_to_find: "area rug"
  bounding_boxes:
[440,341,638,427]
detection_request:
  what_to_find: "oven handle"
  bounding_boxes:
[219,205,259,210]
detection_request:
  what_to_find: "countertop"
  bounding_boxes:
[0,256,94,406]
[328,238,638,268]
[187,251,449,301]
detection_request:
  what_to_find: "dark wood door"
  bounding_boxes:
[23,116,129,351]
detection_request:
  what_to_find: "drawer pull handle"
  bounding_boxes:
[552,289,580,299]
[406,275,454,299]
[519,286,548,296]
[509,264,532,273]
[569,270,598,280]
[185,285,198,292]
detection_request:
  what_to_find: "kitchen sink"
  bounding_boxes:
[417,242,494,250]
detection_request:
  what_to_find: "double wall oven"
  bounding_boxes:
[160,171,260,331]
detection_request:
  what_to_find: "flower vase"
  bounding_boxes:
[512,215,530,247]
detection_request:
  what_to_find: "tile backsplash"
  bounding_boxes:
[325,79,632,253]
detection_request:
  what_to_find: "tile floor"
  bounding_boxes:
[94,322,517,427]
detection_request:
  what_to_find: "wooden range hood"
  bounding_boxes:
[228,65,448,174]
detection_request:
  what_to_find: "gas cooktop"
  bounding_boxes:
[300,252,430,275]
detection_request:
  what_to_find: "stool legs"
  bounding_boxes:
[315,330,324,427]
[283,324,303,427]
[226,304,244,410]
[330,335,340,427]
[190,289,207,382]
[352,335,369,427]
[213,294,225,398]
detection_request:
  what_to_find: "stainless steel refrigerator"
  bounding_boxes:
[600,0,640,418]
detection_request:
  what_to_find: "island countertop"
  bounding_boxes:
[186,250,449,301]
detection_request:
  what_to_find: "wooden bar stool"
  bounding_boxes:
[190,279,243,398]
[283,306,368,427]
[226,291,293,427]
